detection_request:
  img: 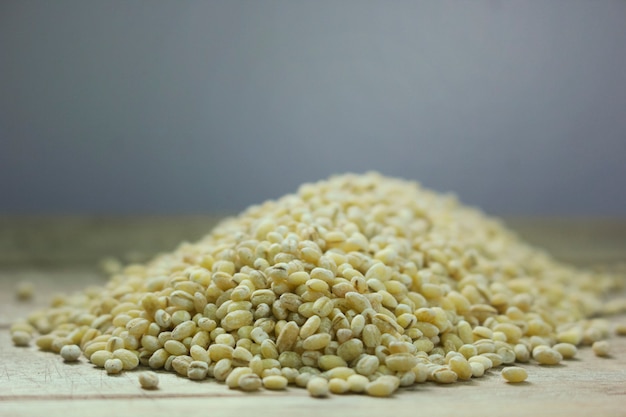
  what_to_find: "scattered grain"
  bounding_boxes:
[432,368,458,384]
[112,348,140,370]
[138,371,159,389]
[263,375,288,390]
[11,331,32,347]
[553,343,577,359]
[15,281,35,301]
[238,373,263,391]
[615,324,626,336]
[328,378,350,394]
[365,375,400,397]
[532,347,562,366]
[60,344,81,362]
[347,374,369,393]
[104,358,123,374]
[592,340,610,357]
[502,366,528,383]
[307,376,329,398]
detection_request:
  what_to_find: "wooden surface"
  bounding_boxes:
[1,217,626,417]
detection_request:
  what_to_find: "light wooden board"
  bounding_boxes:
[1,218,626,417]
[1,314,625,417]
[2,216,625,267]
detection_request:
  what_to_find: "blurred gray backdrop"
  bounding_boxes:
[1,0,625,215]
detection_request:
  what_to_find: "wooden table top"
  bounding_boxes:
[1,217,625,417]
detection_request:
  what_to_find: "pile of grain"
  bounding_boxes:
[10,172,620,396]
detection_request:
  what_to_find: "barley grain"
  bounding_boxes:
[138,371,159,389]
[502,366,528,383]
[60,344,81,362]
[592,340,610,357]
[11,173,621,398]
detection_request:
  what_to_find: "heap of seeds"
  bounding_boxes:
[10,173,622,397]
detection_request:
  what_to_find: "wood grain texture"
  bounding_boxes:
[2,216,625,266]
[1,217,625,417]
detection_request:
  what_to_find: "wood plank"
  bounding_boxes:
[2,216,625,267]
[0,216,224,266]
[1,218,625,417]
[1,321,626,417]
[505,217,626,266]
[2,268,626,416]
[0,267,106,328]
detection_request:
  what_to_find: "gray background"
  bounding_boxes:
[1,0,625,215]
